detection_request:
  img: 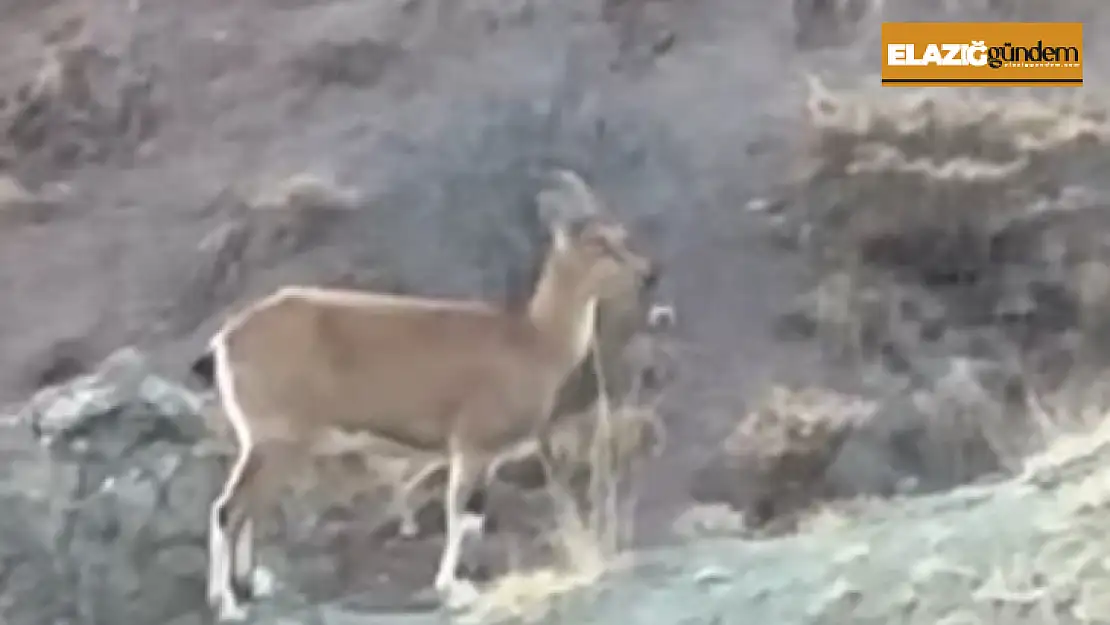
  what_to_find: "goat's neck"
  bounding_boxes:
[526,259,598,371]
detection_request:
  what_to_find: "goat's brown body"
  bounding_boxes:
[203,171,657,622]
[221,288,576,452]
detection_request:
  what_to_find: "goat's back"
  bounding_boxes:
[216,287,565,450]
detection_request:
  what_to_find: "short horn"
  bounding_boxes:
[549,169,601,215]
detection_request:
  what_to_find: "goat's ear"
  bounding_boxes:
[536,176,574,250]
[549,169,601,216]
[537,168,598,251]
[537,186,566,228]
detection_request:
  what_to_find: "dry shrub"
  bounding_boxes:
[167,170,366,335]
[722,385,875,476]
[1,42,156,172]
[783,77,1110,357]
[764,77,1110,495]
[792,78,1110,266]
[692,385,876,533]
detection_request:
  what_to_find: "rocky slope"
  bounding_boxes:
[4,0,1110,623]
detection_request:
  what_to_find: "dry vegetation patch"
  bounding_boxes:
[764,77,1110,487]
[699,79,1110,536]
[166,170,368,335]
[0,173,61,227]
[691,385,876,535]
[1,40,157,177]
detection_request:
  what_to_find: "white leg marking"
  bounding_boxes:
[217,600,249,623]
[433,456,464,592]
[209,443,251,614]
[207,502,227,605]
[207,333,258,618]
[434,453,481,608]
[444,578,479,610]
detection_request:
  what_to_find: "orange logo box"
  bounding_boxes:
[881,22,1083,87]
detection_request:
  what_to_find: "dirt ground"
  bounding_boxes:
[2,0,1105,610]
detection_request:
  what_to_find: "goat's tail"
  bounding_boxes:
[189,341,239,445]
[190,349,216,388]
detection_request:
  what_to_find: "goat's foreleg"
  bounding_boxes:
[433,450,488,608]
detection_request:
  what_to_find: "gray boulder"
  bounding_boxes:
[3,347,222,625]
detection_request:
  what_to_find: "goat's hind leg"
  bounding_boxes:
[209,439,294,621]
[232,513,274,600]
[208,444,259,622]
[390,461,447,539]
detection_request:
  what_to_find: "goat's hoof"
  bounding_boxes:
[439,579,480,610]
[216,598,249,622]
[206,581,222,607]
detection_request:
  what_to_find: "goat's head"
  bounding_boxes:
[538,169,658,304]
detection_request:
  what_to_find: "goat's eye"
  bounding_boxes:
[598,239,622,258]
[585,235,608,252]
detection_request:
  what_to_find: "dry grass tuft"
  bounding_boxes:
[1018,371,1110,494]
[546,402,665,489]
[457,341,657,623]
[457,518,609,624]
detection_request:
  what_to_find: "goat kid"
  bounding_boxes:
[198,170,657,621]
